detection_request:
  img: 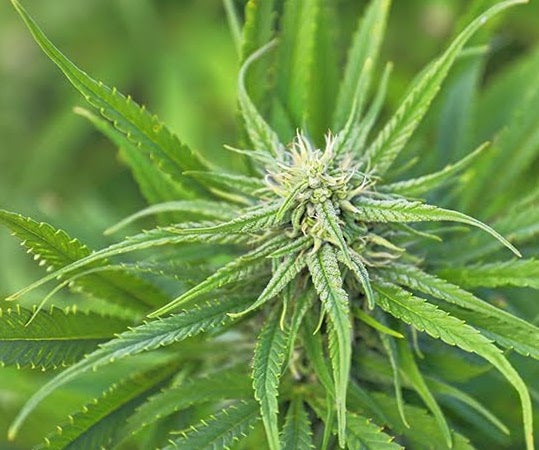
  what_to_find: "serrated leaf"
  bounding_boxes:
[0,209,167,312]
[346,412,402,450]
[239,41,282,156]
[351,198,520,256]
[253,308,288,450]
[232,252,306,317]
[41,363,175,450]
[333,0,391,130]
[74,107,189,204]
[123,367,251,438]
[8,296,252,439]
[164,400,259,450]
[381,264,539,359]
[104,200,238,235]
[381,141,489,196]
[10,0,207,196]
[307,245,351,447]
[374,281,534,450]
[316,200,350,261]
[184,170,266,197]
[148,235,287,318]
[281,400,314,450]
[340,249,375,309]
[0,306,129,370]
[439,259,539,289]
[361,0,526,175]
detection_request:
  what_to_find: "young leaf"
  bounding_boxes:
[252,308,288,450]
[354,308,403,339]
[8,296,252,439]
[307,245,351,447]
[183,170,266,197]
[351,198,520,256]
[340,250,375,309]
[374,281,534,450]
[361,0,526,175]
[0,306,129,370]
[281,399,314,450]
[10,0,207,196]
[164,400,259,450]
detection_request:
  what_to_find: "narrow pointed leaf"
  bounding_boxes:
[281,400,314,450]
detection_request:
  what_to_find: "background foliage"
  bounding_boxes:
[0,0,537,449]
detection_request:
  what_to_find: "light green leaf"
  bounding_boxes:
[351,198,520,256]
[253,308,288,450]
[239,41,282,156]
[231,253,306,317]
[381,141,489,196]
[123,367,251,438]
[374,281,534,450]
[42,363,175,450]
[381,264,539,359]
[307,245,351,447]
[439,259,539,289]
[340,249,375,309]
[10,0,206,196]
[361,0,526,175]
[353,308,403,339]
[281,400,314,450]
[316,200,350,262]
[0,306,129,370]
[346,412,402,450]
[148,235,286,318]
[397,338,452,447]
[8,296,251,439]
[333,0,391,130]
[184,170,266,197]
[0,209,167,312]
[164,400,259,450]
[104,200,238,235]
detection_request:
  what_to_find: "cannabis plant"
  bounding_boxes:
[1,0,538,449]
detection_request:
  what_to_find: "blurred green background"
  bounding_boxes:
[0,0,537,448]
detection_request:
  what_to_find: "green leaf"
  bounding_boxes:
[7,223,246,304]
[252,308,288,450]
[396,338,452,447]
[361,0,526,175]
[241,0,276,110]
[333,0,391,130]
[74,107,188,204]
[10,0,207,196]
[41,363,175,450]
[164,400,259,450]
[184,170,266,197]
[316,200,350,262]
[281,399,314,450]
[351,198,520,256]
[374,281,534,450]
[307,245,351,447]
[377,329,408,428]
[439,259,539,289]
[381,141,489,196]
[239,41,282,156]
[148,235,286,318]
[346,412,402,450]
[381,264,539,359]
[353,308,403,339]
[232,253,306,317]
[0,306,129,370]
[104,200,238,235]
[123,367,251,438]
[340,250,375,309]
[0,209,167,312]
[8,296,251,439]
